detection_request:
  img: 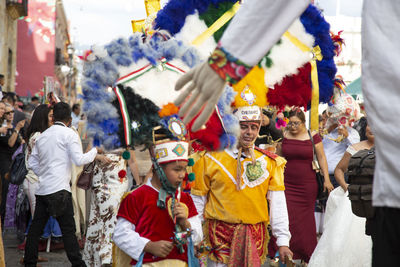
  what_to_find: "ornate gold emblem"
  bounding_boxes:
[245,161,264,182]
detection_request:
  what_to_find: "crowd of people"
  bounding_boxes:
[1,0,398,266]
[0,88,372,267]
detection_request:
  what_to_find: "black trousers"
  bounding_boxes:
[372,207,400,267]
[24,190,86,267]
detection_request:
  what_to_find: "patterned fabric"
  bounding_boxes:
[203,219,269,267]
[4,184,18,228]
[208,45,252,85]
[83,154,129,267]
[191,149,285,224]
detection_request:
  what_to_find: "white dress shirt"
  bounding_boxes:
[28,122,97,195]
[113,179,203,261]
[322,127,360,174]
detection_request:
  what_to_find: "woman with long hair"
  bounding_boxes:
[24,104,54,215]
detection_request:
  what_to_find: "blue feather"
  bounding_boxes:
[300,5,337,104]
[82,31,201,149]
[154,0,238,35]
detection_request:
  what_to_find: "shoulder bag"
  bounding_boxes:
[76,161,95,190]
[308,130,328,200]
[10,144,28,185]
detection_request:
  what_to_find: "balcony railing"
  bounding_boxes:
[6,0,28,20]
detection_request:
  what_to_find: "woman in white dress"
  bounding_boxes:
[309,121,374,267]
[83,149,140,267]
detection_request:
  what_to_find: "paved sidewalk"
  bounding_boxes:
[4,230,71,267]
[4,230,281,266]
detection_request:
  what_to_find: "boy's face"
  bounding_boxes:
[162,161,188,188]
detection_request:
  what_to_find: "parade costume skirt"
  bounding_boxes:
[83,154,129,267]
[203,219,269,267]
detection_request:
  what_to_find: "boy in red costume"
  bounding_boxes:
[113,141,202,266]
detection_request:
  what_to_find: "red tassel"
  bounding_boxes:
[118,170,127,178]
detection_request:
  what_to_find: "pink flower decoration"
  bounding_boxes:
[235,64,248,78]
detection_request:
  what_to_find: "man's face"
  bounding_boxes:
[0,78,4,86]
[239,121,260,147]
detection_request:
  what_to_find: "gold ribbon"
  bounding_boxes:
[131,0,161,33]
[283,31,323,131]
[310,46,322,131]
[191,2,241,45]
[132,19,145,33]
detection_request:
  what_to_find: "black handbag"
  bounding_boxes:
[76,161,95,190]
[10,144,28,185]
[308,130,328,200]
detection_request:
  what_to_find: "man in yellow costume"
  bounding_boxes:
[191,102,292,267]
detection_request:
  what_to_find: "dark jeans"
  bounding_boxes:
[24,190,86,267]
[372,207,400,267]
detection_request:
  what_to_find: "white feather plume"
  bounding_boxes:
[174,12,217,61]
[264,19,315,88]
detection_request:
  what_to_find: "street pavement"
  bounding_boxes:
[4,230,284,267]
[4,230,71,267]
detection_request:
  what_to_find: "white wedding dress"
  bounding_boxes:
[308,187,372,267]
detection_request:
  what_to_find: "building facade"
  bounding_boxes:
[15,0,73,99]
[0,0,27,93]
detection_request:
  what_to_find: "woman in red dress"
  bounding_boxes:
[270,109,333,263]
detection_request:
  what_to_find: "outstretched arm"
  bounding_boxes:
[175,0,309,131]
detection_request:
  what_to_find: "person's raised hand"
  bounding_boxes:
[144,240,174,258]
[337,126,349,138]
[16,119,26,131]
[174,62,226,131]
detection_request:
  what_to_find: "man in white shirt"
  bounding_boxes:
[24,102,110,267]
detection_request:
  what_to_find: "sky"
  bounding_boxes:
[63,0,363,54]
[63,0,168,53]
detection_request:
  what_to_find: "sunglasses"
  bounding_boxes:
[5,111,14,115]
